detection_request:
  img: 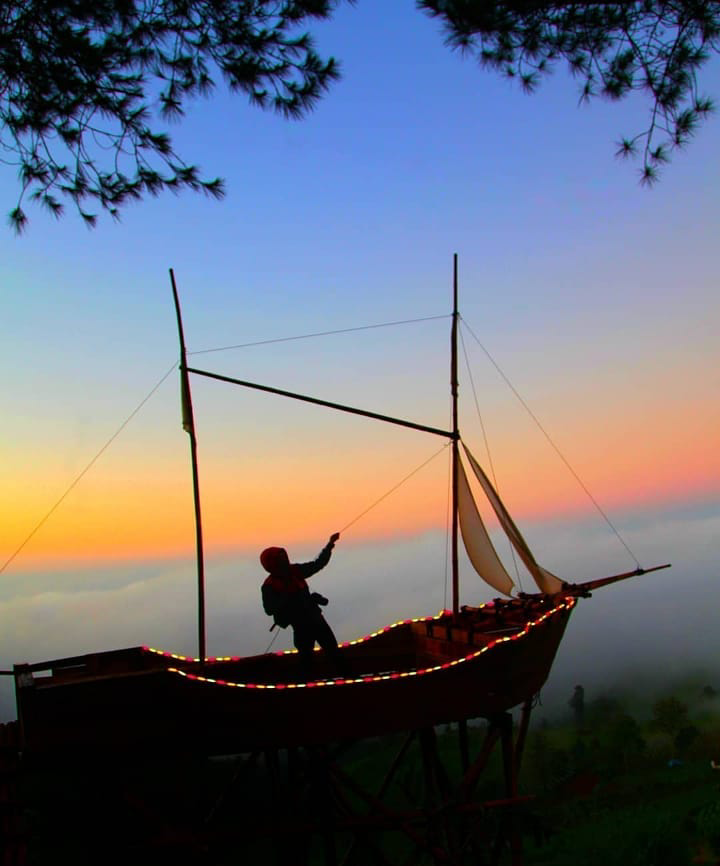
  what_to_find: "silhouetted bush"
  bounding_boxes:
[675,725,701,757]
[586,695,625,725]
[693,801,720,856]
[604,713,647,772]
[650,697,690,738]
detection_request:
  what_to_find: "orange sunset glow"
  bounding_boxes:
[3,385,716,572]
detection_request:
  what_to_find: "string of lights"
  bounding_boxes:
[144,599,575,689]
[142,611,448,663]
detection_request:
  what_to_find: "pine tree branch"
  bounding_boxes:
[418,0,719,182]
[1,0,349,230]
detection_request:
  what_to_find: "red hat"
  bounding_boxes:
[260,547,290,573]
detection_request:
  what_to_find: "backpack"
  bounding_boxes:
[261,583,291,628]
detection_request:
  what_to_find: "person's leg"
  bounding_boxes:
[314,616,349,677]
[293,620,316,680]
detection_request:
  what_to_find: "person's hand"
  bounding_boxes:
[329,532,340,546]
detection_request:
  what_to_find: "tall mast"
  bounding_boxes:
[169,269,206,664]
[451,254,460,616]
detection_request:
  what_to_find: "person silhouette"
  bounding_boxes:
[260,533,347,679]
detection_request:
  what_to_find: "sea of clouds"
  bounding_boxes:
[1,499,717,722]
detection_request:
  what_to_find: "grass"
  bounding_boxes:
[524,761,720,866]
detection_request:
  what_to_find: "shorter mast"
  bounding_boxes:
[169,269,206,664]
[451,253,460,616]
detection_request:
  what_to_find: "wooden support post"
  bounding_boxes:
[419,728,437,809]
[313,747,339,866]
[287,746,300,800]
[460,718,503,801]
[458,719,470,774]
[340,732,415,866]
[514,699,534,779]
[0,723,26,866]
[418,728,444,864]
[499,713,524,866]
[500,714,517,800]
[264,749,285,866]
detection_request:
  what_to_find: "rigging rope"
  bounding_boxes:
[188,315,451,356]
[339,442,451,534]
[0,362,178,576]
[459,329,524,592]
[1,312,446,578]
[460,319,641,569]
[264,628,281,654]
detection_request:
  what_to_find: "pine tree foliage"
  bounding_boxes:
[1,0,345,230]
[419,0,718,184]
[2,1,718,230]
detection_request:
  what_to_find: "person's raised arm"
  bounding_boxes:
[297,532,340,579]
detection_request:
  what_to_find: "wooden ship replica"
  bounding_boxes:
[6,259,669,865]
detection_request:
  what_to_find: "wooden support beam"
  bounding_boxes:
[340,732,415,866]
[330,761,446,863]
[203,750,261,828]
[459,719,503,801]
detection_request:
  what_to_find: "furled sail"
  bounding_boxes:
[457,458,515,597]
[462,444,564,594]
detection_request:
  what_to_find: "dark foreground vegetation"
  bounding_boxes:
[8,679,720,865]
[521,685,720,866]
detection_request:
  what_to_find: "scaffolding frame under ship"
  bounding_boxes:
[10,259,670,865]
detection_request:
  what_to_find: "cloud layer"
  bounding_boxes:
[2,500,717,721]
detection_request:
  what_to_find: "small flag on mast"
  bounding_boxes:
[180,366,194,434]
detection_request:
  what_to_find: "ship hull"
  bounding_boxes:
[14,598,574,759]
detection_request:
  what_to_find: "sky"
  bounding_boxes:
[1,0,718,719]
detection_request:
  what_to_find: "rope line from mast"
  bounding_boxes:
[0,361,178,577]
[339,442,452,534]
[188,315,451,356]
[460,319,641,569]
[264,628,281,653]
[459,329,524,592]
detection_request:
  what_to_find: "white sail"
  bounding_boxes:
[457,457,515,597]
[462,444,564,595]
